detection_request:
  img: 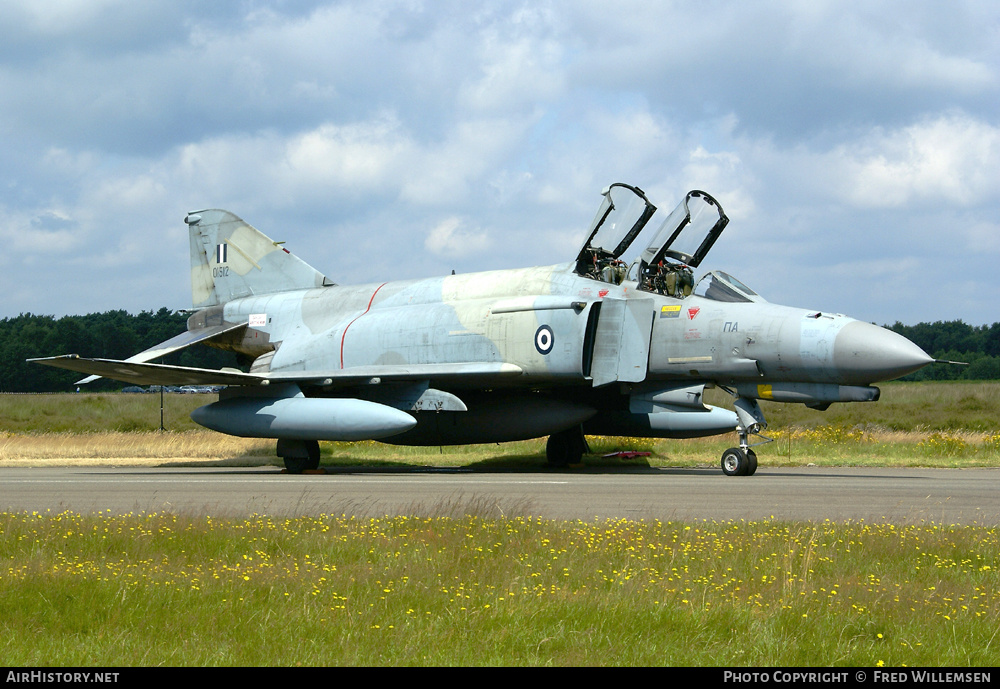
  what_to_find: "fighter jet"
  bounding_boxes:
[31,183,933,475]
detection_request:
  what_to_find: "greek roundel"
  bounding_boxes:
[534,325,554,355]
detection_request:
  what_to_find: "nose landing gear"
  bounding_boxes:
[720,395,769,476]
[721,446,758,476]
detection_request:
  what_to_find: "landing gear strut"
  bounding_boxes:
[720,396,768,477]
[278,439,321,473]
[546,426,588,467]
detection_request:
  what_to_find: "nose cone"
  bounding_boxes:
[834,321,933,383]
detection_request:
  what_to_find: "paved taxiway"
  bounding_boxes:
[1,466,997,523]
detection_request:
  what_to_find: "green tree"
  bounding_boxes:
[1,310,237,392]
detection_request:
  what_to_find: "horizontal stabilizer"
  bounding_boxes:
[127,322,248,361]
[29,355,264,387]
[73,322,248,385]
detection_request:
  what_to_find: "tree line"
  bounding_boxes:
[0,309,237,392]
[1,310,998,392]
[887,321,1000,381]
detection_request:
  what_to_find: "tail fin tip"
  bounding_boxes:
[186,209,333,308]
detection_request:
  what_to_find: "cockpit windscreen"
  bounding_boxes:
[694,271,765,303]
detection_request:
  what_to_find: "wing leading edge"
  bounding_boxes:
[29,354,524,388]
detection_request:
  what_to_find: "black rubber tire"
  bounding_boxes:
[283,456,312,474]
[546,428,585,467]
[280,439,320,473]
[721,447,749,476]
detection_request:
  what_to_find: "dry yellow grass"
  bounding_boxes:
[0,430,273,464]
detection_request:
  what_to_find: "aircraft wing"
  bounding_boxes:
[30,354,524,389]
[267,362,524,385]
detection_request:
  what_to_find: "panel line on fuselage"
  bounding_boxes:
[339,282,388,369]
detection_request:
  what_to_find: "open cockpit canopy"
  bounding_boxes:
[574,185,729,297]
[574,183,657,283]
[638,190,728,270]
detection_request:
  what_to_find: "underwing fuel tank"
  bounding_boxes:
[584,406,739,439]
[191,390,417,441]
[734,382,880,405]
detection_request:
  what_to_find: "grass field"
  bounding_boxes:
[1,383,998,666]
[6,381,1000,434]
[1,511,997,666]
[3,382,1000,468]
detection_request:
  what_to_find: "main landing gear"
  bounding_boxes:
[720,395,769,477]
[546,426,589,467]
[278,439,321,473]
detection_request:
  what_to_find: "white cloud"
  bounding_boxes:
[5,0,146,35]
[399,115,539,204]
[424,216,492,258]
[843,114,1000,208]
[458,36,566,114]
[681,145,755,220]
[1,1,998,326]
[0,208,80,259]
[283,117,414,195]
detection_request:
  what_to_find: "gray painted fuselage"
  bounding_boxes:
[32,184,933,472]
[202,259,928,445]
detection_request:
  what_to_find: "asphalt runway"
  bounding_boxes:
[1,465,998,523]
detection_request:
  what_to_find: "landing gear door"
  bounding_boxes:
[589,297,655,387]
[639,190,728,271]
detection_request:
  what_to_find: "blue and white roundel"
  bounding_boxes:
[534,325,554,355]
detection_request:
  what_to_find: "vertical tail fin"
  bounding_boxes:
[186,209,333,308]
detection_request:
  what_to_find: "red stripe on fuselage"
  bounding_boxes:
[340,283,387,369]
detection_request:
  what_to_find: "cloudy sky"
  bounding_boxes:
[1,0,997,326]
